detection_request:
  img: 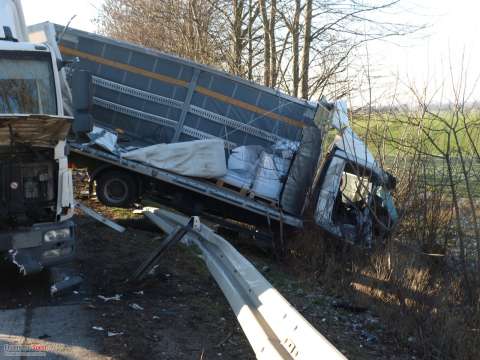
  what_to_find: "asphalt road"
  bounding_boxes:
[0,304,110,359]
[0,261,110,360]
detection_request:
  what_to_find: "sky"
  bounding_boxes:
[22,0,100,32]
[20,0,480,105]
[356,0,480,105]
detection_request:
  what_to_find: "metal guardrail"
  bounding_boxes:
[143,207,347,360]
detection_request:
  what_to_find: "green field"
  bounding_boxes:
[347,110,480,198]
[351,110,479,153]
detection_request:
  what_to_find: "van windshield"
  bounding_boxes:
[0,52,57,115]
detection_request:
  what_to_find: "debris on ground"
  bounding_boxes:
[98,294,122,302]
[107,331,124,337]
[76,201,126,233]
[129,303,144,311]
[50,275,83,297]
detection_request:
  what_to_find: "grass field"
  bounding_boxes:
[347,110,480,198]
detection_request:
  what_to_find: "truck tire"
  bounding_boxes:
[96,170,138,208]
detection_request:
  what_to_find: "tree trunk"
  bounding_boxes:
[247,0,255,80]
[259,0,271,87]
[231,0,244,75]
[291,0,301,97]
[269,0,277,87]
[300,0,312,99]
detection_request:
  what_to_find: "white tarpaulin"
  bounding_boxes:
[122,139,227,178]
[88,126,118,153]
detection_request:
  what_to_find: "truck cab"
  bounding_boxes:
[313,102,398,246]
[0,0,75,275]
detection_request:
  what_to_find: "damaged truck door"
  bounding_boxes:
[0,0,75,275]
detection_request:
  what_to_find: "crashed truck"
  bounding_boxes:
[30,22,397,250]
[0,0,77,275]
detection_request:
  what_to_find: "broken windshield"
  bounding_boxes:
[0,52,57,115]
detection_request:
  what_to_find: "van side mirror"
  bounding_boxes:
[71,70,94,134]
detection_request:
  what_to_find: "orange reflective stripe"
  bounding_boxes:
[60,46,188,87]
[195,86,305,128]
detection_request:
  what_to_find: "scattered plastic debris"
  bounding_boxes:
[148,265,159,275]
[50,276,83,297]
[108,331,124,337]
[93,327,124,337]
[129,303,144,311]
[98,294,122,302]
[8,249,27,276]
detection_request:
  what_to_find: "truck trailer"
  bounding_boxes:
[30,22,398,250]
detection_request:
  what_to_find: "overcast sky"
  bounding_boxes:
[21,0,480,104]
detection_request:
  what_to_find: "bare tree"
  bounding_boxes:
[246,0,261,80]
[96,0,224,66]
[258,0,272,87]
[300,0,313,99]
[96,0,420,99]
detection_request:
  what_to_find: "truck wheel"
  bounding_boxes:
[96,171,138,208]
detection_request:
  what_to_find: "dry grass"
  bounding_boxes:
[288,223,480,359]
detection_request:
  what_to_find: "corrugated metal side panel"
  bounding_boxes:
[54,25,317,148]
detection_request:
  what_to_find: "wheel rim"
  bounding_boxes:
[103,178,129,204]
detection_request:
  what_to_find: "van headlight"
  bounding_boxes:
[44,228,71,243]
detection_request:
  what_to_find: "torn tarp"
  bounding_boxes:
[88,126,118,153]
[122,139,227,178]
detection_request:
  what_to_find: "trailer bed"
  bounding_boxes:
[70,142,303,228]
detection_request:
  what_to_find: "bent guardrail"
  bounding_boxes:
[143,207,347,360]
